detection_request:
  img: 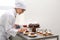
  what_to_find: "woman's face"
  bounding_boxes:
[15,8,25,15]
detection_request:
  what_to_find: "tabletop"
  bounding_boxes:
[17,33,59,40]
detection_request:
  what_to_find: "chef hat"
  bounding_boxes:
[15,2,26,9]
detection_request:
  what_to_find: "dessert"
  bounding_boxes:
[29,24,34,28]
[23,25,27,27]
[23,30,29,35]
[28,23,40,32]
[34,24,40,28]
[28,32,37,37]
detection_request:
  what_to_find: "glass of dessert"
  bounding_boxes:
[28,23,40,32]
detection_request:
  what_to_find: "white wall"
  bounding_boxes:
[24,0,60,30]
[16,0,60,40]
[0,0,15,16]
[0,0,15,6]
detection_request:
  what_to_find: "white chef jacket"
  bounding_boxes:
[0,9,18,40]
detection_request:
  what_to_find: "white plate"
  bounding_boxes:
[28,34,37,37]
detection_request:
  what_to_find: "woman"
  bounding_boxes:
[0,2,26,40]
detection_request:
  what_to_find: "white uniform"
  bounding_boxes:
[0,9,18,40]
[0,1,26,40]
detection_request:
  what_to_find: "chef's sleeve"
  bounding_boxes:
[5,15,18,37]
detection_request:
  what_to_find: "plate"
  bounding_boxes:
[28,34,37,37]
[23,31,30,35]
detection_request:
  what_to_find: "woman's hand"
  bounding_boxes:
[18,27,27,32]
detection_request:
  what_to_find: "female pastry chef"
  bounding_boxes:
[0,2,26,40]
